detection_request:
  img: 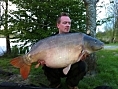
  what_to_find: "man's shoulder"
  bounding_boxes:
[51,31,76,36]
[51,32,58,36]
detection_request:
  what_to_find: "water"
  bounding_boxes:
[0,38,6,55]
[0,38,29,55]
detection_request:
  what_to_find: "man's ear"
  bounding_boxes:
[57,23,59,28]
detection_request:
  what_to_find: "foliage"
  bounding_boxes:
[96,0,118,43]
[96,28,118,43]
[96,16,113,26]
[11,45,29,55]
[2,0,86,46]
[96,30,111,43]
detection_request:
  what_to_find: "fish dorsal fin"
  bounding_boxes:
[63,64,71,75]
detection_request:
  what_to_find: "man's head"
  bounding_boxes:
[57,12,71,34]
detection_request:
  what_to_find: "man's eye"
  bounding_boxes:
[63,22,67,24]
[63,22,71,24]
[68,22,71,25]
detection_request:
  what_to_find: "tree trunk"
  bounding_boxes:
[113,1,118,43]
[83,0,99,75]
[4,0,11,54]
[0,2,1,26]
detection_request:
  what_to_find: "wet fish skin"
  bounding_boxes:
[10,32,104,79]
[83,34,104,54]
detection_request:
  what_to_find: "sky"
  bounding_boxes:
[96,0,112,32]
[97,0,111,19]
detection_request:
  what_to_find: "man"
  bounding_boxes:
[42,12,87,89]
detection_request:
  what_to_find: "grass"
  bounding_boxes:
[79,49,118,89]
[0,48,118,89]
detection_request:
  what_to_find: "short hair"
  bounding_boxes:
[57,12,69,24]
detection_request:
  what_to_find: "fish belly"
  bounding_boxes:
[44,45,82,68]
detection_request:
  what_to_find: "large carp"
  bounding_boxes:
[10,32,104,79]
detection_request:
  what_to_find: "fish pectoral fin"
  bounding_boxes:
[35,60,45,68]
[77,51,86,62]
[10,56,31,79]
[35,63,40,68]
[63,64,71,75]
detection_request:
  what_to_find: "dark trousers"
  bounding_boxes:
[42,60,87,88]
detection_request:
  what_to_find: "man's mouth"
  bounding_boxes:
[65,28,69,30]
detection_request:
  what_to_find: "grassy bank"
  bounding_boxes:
[0,49,118,89]
[79,49,118,89]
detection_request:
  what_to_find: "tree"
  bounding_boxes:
[83,0,99,74]
[100,0,118,43]
[5,0,11,54]
[8,0,86,46]
[0,1,1,27]
[0,0,11,54]
[111,0,118,43]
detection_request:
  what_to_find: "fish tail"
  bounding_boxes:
[10,56,31,80]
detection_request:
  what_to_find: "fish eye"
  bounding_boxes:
[94,40,97,43]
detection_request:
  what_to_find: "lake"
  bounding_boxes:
[0,38,7,55]
[0,38,27,55]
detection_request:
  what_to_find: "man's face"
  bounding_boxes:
[57,16,71,34]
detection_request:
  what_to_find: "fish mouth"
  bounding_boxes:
[90,45,104,52]
[97,44,104,50]
[101,46,104,49]
[84,45,104,54]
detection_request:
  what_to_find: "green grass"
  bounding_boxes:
[78,49,118,89]
[0,49,118,89]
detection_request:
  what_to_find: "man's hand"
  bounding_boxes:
[35,60,45,68]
